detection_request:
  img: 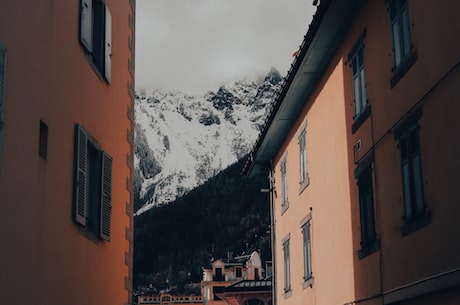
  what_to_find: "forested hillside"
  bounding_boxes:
[134,156,271,292]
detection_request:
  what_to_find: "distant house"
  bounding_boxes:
[201,251,264,305]
[245,1,460,305]
[0,0,135,304]
[138,294,203,305]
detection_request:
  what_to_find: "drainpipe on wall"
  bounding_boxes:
[261,166,276,305]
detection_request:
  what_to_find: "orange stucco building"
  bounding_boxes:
[244,1,460,305]
[0,0,135,304]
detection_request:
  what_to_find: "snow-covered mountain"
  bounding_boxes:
[134,69,282,215]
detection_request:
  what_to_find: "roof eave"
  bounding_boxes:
[243,0,363,176]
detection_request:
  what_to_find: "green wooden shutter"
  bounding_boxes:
[75,125,88,226]
[80,0,93,52]
[100,151,112,241]
[104,5,112,84]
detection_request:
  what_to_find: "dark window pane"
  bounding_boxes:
[358,167,376,246]
[353,75,361,114]
[360,68,367,106]
[412,154,424,213]
[401,7,411,56]
[402,161,412,218]
[408,128,419,155]
[39,121,48,160]
[400,137,408,161]
[357,47,363,67]
[392,20,402,66]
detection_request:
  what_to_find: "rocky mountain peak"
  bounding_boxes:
[134,71,283,215]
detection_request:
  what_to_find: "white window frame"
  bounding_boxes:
[298,123,310,192]
[280,156,288,211]
[282,234,291,293]
[350,41,367,118]
[301,216,312,283]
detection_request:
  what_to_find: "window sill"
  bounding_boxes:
[303,276,314,289]
[401,210,431,237]
[352,104,371,134]
[77,225,104,244]
[83,49,111,85]
[281,202,289,215]
[358,239,380,259]
[283,288,292,299]
[299,176,310,194]
[390,51,418,89]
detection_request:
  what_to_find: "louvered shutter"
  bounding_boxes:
[104,5,112,84]
[80,0,93,52]
[75,125,88,226]
[100,151,112,241]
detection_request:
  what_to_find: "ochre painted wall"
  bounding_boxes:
[272,56,355,305]
[0,0,134,304]
[342,0,460,304]
[270,1,460,305]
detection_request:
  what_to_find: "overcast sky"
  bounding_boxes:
[135,0,317,94]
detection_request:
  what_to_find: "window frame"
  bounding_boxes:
[298,124,310,193]
[282,234,291,295]
[389,0,412,68]
[354,155,379,259]
[348,31,371,133]
[350,41,367,118]
[280,155,289,213]
[73,124,112,241]
[235,266,242,278]
[214,267,223,281]
[79,0,112,84]
[388,0,417,88]
[394,108,430,236]
[301,214,313,287]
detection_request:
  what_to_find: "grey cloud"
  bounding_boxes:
[135,0,316,94]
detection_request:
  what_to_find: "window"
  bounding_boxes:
[74,124,112,241]
[79,0,112,83]
[389,0,412,68]
[302,218,312,283]
[388,0,416,87]
[39,120,48,160]
[214,267,223,281]
[235,267,242,278]
[395,110,430,236]
[350,40,367,118]
[398,123,424,220]
[298,127,309,191]
[355,160,378,258]
[349,32,371,133]
[282,236,291,293]
[280,158,288,208]
[0,43,6,158]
